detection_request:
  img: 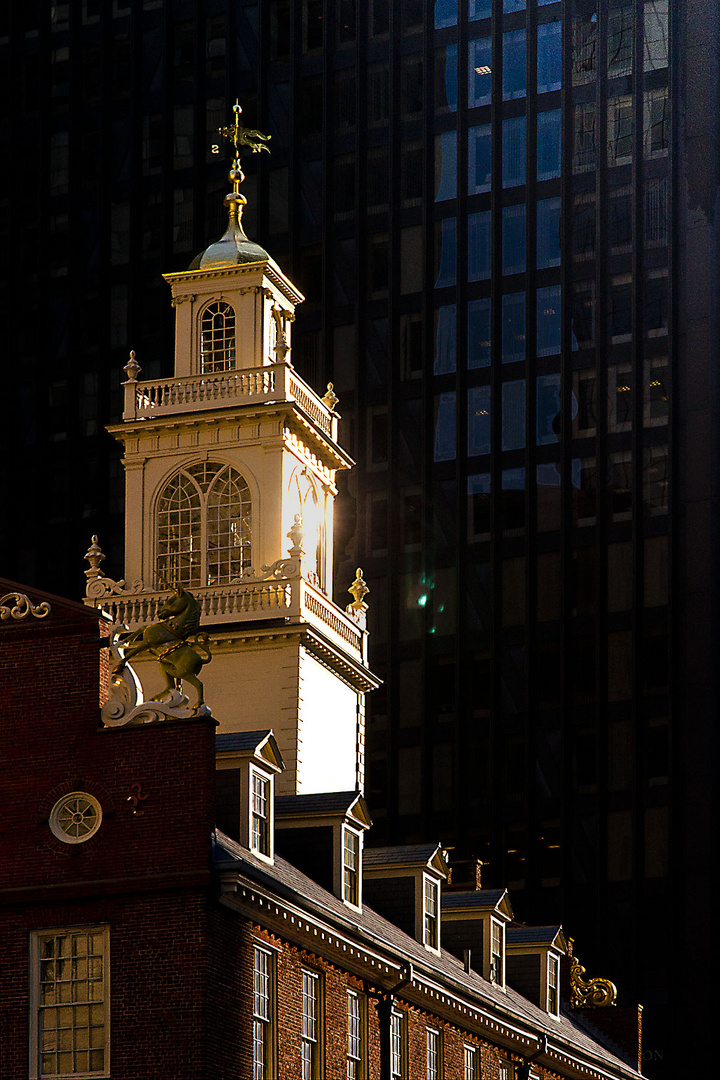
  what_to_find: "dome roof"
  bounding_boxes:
[188,209,270,271]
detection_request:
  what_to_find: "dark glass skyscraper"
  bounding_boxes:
[2,2,716,1073]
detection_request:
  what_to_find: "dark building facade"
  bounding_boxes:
[1,2,717,1075]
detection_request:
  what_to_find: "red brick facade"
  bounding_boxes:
[1,581,642,1080]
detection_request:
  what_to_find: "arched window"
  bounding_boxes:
[156,463,252,587]
[200,301,236,373]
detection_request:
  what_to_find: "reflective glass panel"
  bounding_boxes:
[537,22,562,93]
[469,123,492,194]
[468,298,492,368]
[537,284,562,356]
[502,116,526,188]
[436,44,458,113]
[504,0,525,10]
[502,292,525,363]
[469,39,492,107]
[537,110,561,180]
[434,392,457,461]
[502,381,526,450]
[468,211,492,281]
[434,0,457,28]
[435,131,457,201]
[468,386,491,455]
[502,204,526,275]
[537,197,561,268]
[434,306,457,374]
[537,373,561,444]
[503,30,526,101]
[644,1,669,70]
[435,218,457,287]
[469,0,491,16]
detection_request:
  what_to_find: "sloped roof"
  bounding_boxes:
[364,843,448,874]
[275,791,372,828]
[215,730,284,771]
[508,925,567,950]
[213,832,642,1080]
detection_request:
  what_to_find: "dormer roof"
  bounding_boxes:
[442,888,514,922]
[275,791,372,829]
[364,842,449,878]
[215,730,284,772]
[507,925,568,951]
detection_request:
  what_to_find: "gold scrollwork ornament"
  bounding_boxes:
[570,954,617,1009]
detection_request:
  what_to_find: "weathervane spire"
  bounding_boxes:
[217,99,271,207]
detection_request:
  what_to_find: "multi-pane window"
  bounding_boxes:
[423,877,439,949]
[301,970,320,1079]
[31,927,109,1079]
[253,946,274,1080]
[251,772,270,856]
[548,954,559,1013]
[426,1028,442,1080]
[343,827,360,905]
[200,301,236,373]
[491,920,504,985]
[464,1044,479,1080]
[347,990,365,1080]
[390,1010,407,1079]
[156,462,252,588]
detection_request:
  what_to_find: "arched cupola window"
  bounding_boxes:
[156,462,251,587]
[200,301,236,373]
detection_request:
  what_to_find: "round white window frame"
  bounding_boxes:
[49,791,103,845]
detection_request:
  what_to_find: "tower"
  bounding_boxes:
[86,105,379,796]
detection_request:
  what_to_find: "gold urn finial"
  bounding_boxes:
[348,568,369,612]
[322,382,339,411]
[84,535,106,583]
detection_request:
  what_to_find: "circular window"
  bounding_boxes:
[49,792,103,845]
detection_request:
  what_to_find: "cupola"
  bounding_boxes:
[86,101,380,798]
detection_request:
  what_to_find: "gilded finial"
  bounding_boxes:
[84,535,106,582]
[348,568,369,612]
[322,382,339,411]
[569,941,617,1009]
[123,350,141,382]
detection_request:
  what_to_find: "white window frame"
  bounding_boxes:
[250,766,272,861]
[346,989,366,1080]
[426,1027,442,1080]
[342,826,362,908]
[390,1009,407,1079]
[464,1043,479,1080]
[422,875,440,952]
[253,945,276,1080]
[490,917,505,987]
[547,952,560,1015]
[301,969,322,1079]
[30,925,110,1080]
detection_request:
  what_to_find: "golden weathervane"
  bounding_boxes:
[213,100,271,203]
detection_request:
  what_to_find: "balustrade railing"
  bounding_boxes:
[124,363,335,438]
[91,574,363,657]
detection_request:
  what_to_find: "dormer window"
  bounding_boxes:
[342,827,360,906]
[252,772,270,856]
[491,919,505,986]
[548,953,559,1014]
[423,876,440,950]
[201,301,236,373]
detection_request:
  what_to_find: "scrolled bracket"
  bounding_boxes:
[0,592,51,621]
